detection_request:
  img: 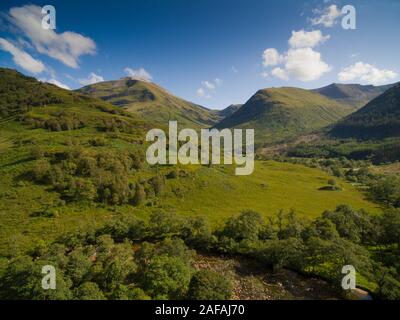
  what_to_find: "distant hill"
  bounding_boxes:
[215,87,354,145]
[330,83,400,139]
[313,83,395,109]
[77,78,221,128]
[0,68,142,124]
[218,104,243,118]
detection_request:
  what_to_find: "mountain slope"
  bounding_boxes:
[218,104,243,118]
[215,87,354,145]
[0,68,139,121]
[313,83,395,109]
[77,78,221,128]
[330,83,400,139]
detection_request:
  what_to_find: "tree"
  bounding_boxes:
[379,209,400,246]
[259,238,305,272]
[133,183,146,205]
[74,282,106,300]
[188,270,232,300]
[66,248,92,285]
[222,211,264,241]
[140,255,192,299]
[110,284,150,300]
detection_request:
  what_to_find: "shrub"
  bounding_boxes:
[188,270,232,300]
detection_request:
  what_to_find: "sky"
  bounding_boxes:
[0,0,399,109]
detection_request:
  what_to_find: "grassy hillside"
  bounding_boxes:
[1,68,397,301]
[78,78,221,128]
[215,87,354,145]
[218,104,242,118]
[313,83,394,109]
[330,83,400,139]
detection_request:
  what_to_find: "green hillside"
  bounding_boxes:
[0,69,380,256]
[215,87,354,145]
[218,104,242,118]
[77,78,221,128]
[313,83,394,109]
[330,83,400,139]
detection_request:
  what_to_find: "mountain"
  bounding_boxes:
[0,68,135,119]
[330,83,400,139]
[313,83,395,109]
[77,78,221,128]
[215,87,354,145]
[218,104,243,118]
[0,68,149,138]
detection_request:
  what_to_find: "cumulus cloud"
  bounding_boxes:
[271,68,288,81]
[262,48,283,66]
[338,62,398,85]
[78,72,104,86]
[202,80,215,90]
[40,78,70,90]
[262,30,331,82]
[285,48,331,81]
[196,88,211,99]
[0,37,45,74]
[288,30,330,49]
[197,78,223,98]
[124,67,153,82]
[310,5,342,28]
[6,5,96,68]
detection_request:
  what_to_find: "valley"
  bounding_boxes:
[0,68,399,300]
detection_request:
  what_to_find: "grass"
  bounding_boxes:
[156,161,380,226]
[0,150,381,256]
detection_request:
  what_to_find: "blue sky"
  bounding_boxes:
[0,0,399,109]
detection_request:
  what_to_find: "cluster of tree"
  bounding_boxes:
[275,156,400,208]
[0,69,66,118]
[368,176,400,208]
[286,138,400,164]
[21,113,86,132]
[0,216,231,300]
[101,118,137,134]
[1,206,399,300]
[28,148,166,205]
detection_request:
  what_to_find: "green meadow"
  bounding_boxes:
[0,146,380,256]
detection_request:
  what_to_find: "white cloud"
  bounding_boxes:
[202,80,215,90]
[214,78,223,86]
[231,66,238,74]
[40,78,70,90]
[124,67,153,82]
[261,71,269,78]
[78,72,104,86]
[271,68,289,81]
[196,87,211,99]
[197,78,223,98]
[288,30,330,49]
[262,30,331,82]
[311,5,342,28]
[338,62,398,85]
[7,5,96,68]
[197,88,205,97]
[0,37,45,74]
[262,48,283,66]
[285,48,331,81]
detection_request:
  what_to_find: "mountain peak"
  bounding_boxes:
[313,82,395,108]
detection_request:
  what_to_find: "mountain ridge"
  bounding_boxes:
[330,83,400,139]
[77,78,222,128]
